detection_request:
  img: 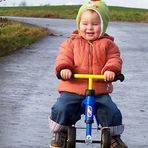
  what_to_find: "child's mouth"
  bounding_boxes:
[86,32,94,36]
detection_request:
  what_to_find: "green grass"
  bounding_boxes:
[0,5,80,19]
[0,5,148,22]
[109,6,148,22]
[0,18,49,57]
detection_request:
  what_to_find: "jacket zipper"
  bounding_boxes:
[88,41,93,74]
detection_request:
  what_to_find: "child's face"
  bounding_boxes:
[79,10,101,41]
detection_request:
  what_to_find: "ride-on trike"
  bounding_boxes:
[64,74,124,148]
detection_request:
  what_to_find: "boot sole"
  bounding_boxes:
[49,145,63,148]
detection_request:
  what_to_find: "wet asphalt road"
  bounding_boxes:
[0,17,148,148]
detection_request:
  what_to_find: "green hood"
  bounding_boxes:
[76,0,109,38]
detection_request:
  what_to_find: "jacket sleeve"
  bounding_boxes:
[54,38,75,78]
[101,41,122,75]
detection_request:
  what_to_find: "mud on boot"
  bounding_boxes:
[50,132,67,148]
[111,135,128,148]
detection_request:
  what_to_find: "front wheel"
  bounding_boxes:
[101,127,111,148]
[66,127,76,148]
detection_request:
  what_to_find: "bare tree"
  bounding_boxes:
[19,0,27,6]
[0,0,6,2]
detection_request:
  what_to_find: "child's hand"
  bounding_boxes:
[104,71,115,81]
[60,69,72,80]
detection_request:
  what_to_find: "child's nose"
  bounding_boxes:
[87,24,93,30]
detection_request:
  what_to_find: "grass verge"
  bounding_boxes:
[0,17,49,57]
[0,5,148,22]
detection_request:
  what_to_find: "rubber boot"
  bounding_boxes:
[111,135,128,148]
[50,132,67,148]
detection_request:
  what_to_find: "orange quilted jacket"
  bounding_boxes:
[54,31,122,95]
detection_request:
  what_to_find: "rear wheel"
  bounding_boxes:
[101,127,111,148]
[66,127,76,148]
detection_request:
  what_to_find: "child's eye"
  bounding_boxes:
[83,23,87,25]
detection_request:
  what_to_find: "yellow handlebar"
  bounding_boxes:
[74,74,105,90]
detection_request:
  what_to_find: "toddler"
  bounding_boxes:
[49,0,127,148]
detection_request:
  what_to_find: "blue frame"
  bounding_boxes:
[82,92,98,144]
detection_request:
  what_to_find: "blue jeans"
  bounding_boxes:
[50,92,122,127]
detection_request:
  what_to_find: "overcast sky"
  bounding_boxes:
[0,0,148,9]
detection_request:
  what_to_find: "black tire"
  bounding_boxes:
[66,127,76,148]
[101,127,111,148]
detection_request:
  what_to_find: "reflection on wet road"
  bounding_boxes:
[0,17,148,148]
